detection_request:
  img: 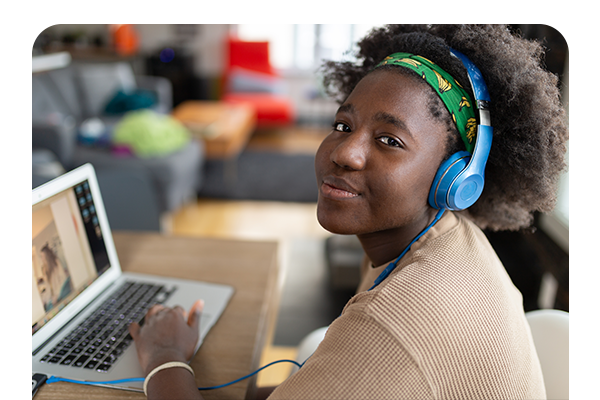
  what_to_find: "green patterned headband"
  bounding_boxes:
[375,52,477,153]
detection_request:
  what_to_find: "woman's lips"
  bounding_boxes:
[320,177,359,199]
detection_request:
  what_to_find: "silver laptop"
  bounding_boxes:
[32,163,234,392]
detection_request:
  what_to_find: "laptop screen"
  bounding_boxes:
[32,179,111,335]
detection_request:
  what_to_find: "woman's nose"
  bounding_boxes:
[330,131,368,171]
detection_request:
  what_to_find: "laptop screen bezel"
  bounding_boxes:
[32,163,123,353]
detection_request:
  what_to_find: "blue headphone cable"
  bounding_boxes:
[45,358,302,390]
[369,209,445,291]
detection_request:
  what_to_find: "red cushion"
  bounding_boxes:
[224,93,294,126]
[227,38,274,76]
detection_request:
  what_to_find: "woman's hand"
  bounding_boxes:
[129,299,204,375]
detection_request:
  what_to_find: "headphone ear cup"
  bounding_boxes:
[429,151,471,210]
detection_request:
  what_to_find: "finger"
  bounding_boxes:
[188,299,204,328]
[129,321,140,340]
[173,305,186,320]
[146,304,165,318]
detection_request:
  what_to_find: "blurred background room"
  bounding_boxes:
[31,24,569,386]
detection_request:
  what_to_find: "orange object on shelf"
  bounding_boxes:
[112,24,139,56]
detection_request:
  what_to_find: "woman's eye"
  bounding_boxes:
[378,136,402,147]
[333,122,351,133]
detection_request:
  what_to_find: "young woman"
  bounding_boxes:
[129,25,568,399]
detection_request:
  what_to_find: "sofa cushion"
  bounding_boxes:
[75,62,137,118]
[112,110,191,158]
[227,67,285,94]
[32,66,84,121]
[104,89,157,114]
[72,139,204,213]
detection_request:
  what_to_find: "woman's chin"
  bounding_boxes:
[316,209,358,235]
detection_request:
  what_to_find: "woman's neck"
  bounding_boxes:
[357,208,441,267]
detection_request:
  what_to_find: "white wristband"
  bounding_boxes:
[143,361,195,396]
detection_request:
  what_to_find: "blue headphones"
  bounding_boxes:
[428,49,493,211]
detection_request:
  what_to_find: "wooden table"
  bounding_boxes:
[172,101,257,160]
[35,232,281,400]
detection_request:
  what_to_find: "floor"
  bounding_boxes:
[170,125,356,387]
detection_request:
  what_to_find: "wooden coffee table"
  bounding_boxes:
[172,101,257,160]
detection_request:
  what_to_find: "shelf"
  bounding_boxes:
[32,52,71,73]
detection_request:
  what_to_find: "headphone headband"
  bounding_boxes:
[428,49,493,211]
[375,52,478,153]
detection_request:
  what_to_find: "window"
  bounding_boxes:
[235,24,381,71]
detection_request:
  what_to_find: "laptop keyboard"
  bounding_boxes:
[39,281,171,373]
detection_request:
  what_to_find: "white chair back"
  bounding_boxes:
[526,309,569,400]
[291,326,328,375]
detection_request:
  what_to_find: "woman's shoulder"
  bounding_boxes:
[338,215,541,396]
[349,211,523,339]
[403,211,502,277]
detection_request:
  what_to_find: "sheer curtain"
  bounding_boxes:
[235,24,380,71]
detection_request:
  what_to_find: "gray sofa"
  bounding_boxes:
[32,60,204,230]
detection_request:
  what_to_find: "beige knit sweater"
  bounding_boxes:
[269,212,546,400]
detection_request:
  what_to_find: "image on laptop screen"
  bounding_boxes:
[32,179,110,335]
